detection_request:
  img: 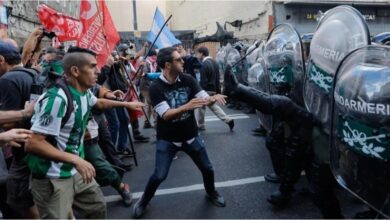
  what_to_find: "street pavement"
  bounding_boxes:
[103,106,365,219]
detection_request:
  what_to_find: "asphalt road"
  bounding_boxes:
[103,106,365,219]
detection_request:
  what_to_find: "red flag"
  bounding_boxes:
[37,4,82,42]
[78,0,120,68]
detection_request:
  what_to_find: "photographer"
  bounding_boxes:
[105,44,149,155]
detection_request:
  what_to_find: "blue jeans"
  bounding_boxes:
[140,137,216,206]
[104,108,129,151]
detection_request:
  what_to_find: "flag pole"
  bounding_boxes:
[114,9,174,128]
[130,12,173,82]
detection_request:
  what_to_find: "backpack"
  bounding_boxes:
[8,68,74,127]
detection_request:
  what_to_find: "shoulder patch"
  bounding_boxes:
[39,114,53,127]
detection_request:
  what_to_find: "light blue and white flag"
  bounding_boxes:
[147,8,181,49]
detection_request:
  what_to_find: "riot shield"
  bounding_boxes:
[264,23,305,106]
[331,45,390,218]
[303,5,370,132]
[246,40,265,66]
[247,41,266,89]
[247,52,273,133]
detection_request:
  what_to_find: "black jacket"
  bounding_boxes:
[199,57,220,93]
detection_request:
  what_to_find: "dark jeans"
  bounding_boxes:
[95,113,124,166]
[0,182,19,218]
[105,108,129,151]
[140,137,216,206]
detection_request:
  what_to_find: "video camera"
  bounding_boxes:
[42,30,56,39]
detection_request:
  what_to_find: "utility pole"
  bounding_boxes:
[132,0,138,30]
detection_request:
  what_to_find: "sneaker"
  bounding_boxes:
[252,126,267,136]
[227,120,234,131]
[134,134,150,142]
[118,162,133,171]
[198,126,206,131]
[133,197,147,219]
[118,148,132,155]
[264,173,281,183]
[206,191,226,207]
[118,183,133,207]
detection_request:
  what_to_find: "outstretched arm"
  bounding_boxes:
[224,64,318,126]
[0,129,32,147]
[0,101,35,124]
[94,98,144,111]
[159,98,209,121]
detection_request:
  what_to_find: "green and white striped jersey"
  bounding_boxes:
[26,85,97,178]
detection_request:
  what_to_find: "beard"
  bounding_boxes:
[172,66,183,75]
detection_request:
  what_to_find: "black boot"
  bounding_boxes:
[267,191,291,208]
[309,162,344,219]
[265,135,285,180]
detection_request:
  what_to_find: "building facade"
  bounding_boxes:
[3,0,79,46]
[273,0,390,36]
[2,0,389,47]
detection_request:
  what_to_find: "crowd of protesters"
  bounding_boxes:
[0,25,248,219]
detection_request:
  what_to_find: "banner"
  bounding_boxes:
[36,4,82,42]
[78,0,120,68]
[147,8,181,49]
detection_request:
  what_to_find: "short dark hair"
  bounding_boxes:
[3,54,21,66]
[157,47,176,69]
[0,41,21,65]
[67,46,96,56]
[63,47,96,75]
[197,46,209,57]
[147,49,157,57]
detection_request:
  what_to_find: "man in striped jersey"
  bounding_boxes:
[25,47,144,219]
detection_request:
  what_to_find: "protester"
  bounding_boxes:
[0,109,34,219]
[140,49,159,128]
[0,39,40,219]
[195,46,234,131]
[85,84,133,206]
[133,47,227,218]
[0,105,34,219]
[25,47,144,219]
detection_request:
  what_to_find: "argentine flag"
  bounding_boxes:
[147,8,181,49]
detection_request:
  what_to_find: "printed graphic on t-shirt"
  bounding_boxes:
[164,86,191,122]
